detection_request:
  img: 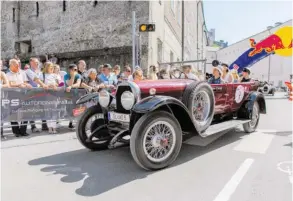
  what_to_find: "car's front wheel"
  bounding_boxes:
[76,105,112,150]
[243,102,260,133]
[130,111,182,170]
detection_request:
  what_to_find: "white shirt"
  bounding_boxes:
[128,75,133,81]
[39,73,60,86]
[223,73,233,83]
[180,72,199,80]
[6,70,28,85]
[59,71,67,81]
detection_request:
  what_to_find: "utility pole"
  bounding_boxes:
[267,27,272,83]
[132,11,136,72]
[181,0,184,61]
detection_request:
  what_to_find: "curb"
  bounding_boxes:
[265,97,288,100]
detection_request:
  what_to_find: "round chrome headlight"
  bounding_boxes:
[99,90,110,108]
[121,91,135,110]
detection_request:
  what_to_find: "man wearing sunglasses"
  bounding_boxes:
[63,64,81,130]
[64,64,82,92]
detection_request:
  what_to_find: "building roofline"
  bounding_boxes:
[218,19,292,51]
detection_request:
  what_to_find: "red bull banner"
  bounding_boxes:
[229,26,292,73]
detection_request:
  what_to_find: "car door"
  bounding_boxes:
[230,82,252,111]
[211,84,230,114]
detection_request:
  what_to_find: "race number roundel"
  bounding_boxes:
[235,85,245,103]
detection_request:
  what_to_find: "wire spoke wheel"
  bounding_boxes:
[192,91,211,126]
[249,103,259,128]
[142,121,176,163]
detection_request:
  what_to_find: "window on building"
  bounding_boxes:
[170,0,175,13]
[159,0,161,5]
[63,0,66,11]
[177,58,180,62]
[36,2,39,17]
[12,8,15,22]
[157,39,163,63]
[15,41,32,54]
[170,51,174,62]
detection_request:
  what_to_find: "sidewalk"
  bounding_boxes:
[264,92,288,99]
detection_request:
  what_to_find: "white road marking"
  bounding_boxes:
[213,158,254,201]
[256,129,277,133]
[233,131,275,154]
[277,161,292,184]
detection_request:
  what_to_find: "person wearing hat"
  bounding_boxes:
[240,67,251,82]
[221,63,233,83]
[208,66,224,84]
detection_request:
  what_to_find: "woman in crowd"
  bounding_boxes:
[113,65,121,80]
[133,69,144,82]
[0,60,10,139]
[86,68,105,92]
[98,65,104,75]
[40,62,61,134]
[53,64,65,87]
[148,65,158,80]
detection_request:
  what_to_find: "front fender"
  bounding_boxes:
[76,92,99,105]
[132,95,188,113]
[238,91,266,119]
[131,96,197,134]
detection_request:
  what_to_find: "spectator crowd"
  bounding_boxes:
[0,55,251,140]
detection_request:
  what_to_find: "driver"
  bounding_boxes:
[180,65,199,80]
[240,67,251,82]
[208,66,224,84]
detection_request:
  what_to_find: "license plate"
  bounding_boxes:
[108,112,130,123]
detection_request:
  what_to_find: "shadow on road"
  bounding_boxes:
[28,130,246,197]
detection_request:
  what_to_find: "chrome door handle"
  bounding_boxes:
[224,94,229,96]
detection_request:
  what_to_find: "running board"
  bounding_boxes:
[184,119,250,146]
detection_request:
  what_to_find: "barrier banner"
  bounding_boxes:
[1,88,88,122]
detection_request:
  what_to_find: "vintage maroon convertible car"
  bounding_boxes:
[76,70,266,170]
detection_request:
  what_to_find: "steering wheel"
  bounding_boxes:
[170,69,186,79]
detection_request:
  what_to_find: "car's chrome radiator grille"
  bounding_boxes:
[115,85,132,113]
[264,86,268,92]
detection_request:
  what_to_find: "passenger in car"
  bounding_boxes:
[207,66,224,84]
[231,69,240,83]
[148,65,158,80]
[221,63,234,83]
[133,69,144,82]
[240,68,251,82]
[180,65,200,80]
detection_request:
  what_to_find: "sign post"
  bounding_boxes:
[132,11,136,72]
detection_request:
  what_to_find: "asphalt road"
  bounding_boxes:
[1,98,292,201]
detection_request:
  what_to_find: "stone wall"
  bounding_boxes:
[1,1,149,70]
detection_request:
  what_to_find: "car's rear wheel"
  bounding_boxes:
[76,105,112,150]
[183,81,215,133]
[130,111,182,170]
[243,101,260,133]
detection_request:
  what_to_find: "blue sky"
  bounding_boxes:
[203,1,293,45]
